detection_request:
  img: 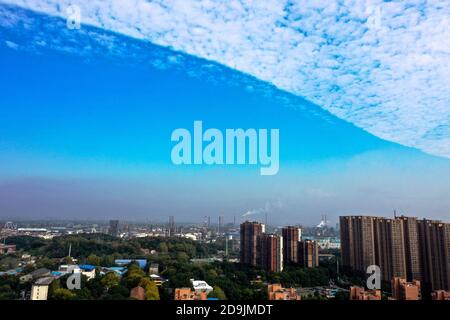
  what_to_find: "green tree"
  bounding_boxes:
[139,278,160,300]
[158,242,169,254]
[206,269,218,279]
[0,256,20,270]
[85,277,105,299]
[101,255,115,267]
[48,279,61,297]
[87,254,101,266]
[208,286,227,300]
[176,252,189,263]
[124,263,146,289]
[62,256,74,265]
[51,288,76,300]
[35,257,59,270]
[103,285,129,300]
[101,272,120,290]
[0,284,16,300]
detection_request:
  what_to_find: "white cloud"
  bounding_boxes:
[5,39,18,49]
[2,0,450,158]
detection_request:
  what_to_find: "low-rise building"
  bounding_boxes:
[391,277,421,300]
[0,244,16,254]
[115,259,147,269]
[149,263,159,274]
[174,279,214,300]
[79,265,96,280]
[432,290,450,300]
[349,286,382,300]
[149,274,166,287]
[267,284,300,300]
[174,288,207,300]
[20,268,51,282]
[58,264,96,280]
[191,279,213,294]
[31,277,54,300]
[102,266,127,277]
[59,264,81,274]
[0,267,22,277]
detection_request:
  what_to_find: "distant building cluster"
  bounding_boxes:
[0,244,16,254]
[240,222,319,272]
[340,215,450,292]
[315,237,340,250]
[0,220,102,240]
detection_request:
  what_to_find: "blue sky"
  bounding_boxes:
[0,3,449,225]
[2,0,449,158]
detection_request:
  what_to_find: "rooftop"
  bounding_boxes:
[34,276,54,286]
[79,265,96,271]
[190,279,213,292]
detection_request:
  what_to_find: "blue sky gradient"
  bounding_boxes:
[0,4,449,225]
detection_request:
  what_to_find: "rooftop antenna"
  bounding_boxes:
[394,209,397,218]
[265,212,268,227]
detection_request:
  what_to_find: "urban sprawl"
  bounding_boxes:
[0,214,449,301]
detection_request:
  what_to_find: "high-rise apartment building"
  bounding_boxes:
[218,215,224,233]
[340,216,376,273]
[168,216,176,236]
[240,222,284,272]
[373,217,407,280]
[109,220,119,237]
[282,226,301,265]
[258,234,283,272]
[240,221,264,267]
[417,219,450,291]
[398,216,422,281]
[298,240,319,268]
[341,215,450,291]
